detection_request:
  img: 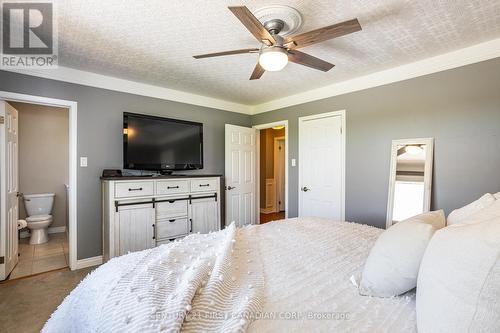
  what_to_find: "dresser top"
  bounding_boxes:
[100,174,223,181]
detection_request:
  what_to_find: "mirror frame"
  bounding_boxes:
[386,138,434,228]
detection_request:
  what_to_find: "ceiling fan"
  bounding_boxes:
[193,6,362,80]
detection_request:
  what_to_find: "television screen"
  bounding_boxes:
[123,112,203,171]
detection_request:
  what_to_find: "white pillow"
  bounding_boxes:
[359,210,446,297]
[462,199,500,224]
[446,193,496,225]
[416,218,500,332]
[494,192,500,200]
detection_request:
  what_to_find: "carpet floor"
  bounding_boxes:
[0,266,94,333]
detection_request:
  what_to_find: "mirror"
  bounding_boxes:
[386,138,434,228]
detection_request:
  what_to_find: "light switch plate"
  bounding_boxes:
[80,157,88,167]
[291,158,296,167]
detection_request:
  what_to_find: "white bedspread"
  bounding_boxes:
[43,218,416,333]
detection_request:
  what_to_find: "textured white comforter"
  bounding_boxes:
[43,218,416,332]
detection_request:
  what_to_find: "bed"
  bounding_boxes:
[42,217,416,332]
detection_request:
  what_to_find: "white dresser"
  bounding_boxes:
[102,175,222,261]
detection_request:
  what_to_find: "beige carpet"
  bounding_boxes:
[0,267,94,333]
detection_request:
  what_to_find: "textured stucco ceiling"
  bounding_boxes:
[54,0,500,105]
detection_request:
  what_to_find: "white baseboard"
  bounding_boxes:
[260,208,275,214]
[75,255,103,270]
[19,225,67,239]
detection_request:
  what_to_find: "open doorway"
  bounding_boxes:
[254,121,288,224]
[0,92,77,281]
[4,102,69,280]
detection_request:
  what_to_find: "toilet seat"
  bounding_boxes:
[26,214,52,223]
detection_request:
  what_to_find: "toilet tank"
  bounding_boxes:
[23,193,55,216]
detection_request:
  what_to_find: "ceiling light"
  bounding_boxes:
[272,125,285,130]
[405,145,423,155]
[258,47,288,71]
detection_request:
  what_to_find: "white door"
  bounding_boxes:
[0,101,19,280]
[225,124,256,227]
[299,112,344,220]
[274,139,286,212]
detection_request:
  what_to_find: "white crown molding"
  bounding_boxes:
[2,38,500,115]
[250,37,500,114]
[2,66,253,114]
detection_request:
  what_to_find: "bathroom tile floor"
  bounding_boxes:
[8,232,69,280]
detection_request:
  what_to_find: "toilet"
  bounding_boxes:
[23,193,55,245]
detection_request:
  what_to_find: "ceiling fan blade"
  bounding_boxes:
[193,48,259,59]
[286,18,361,49]
[249,63,265,80]
[228,6,276,46]
[288,50,335,72]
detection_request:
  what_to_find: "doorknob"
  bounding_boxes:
[226,186,236,190]
[301,186,310,192]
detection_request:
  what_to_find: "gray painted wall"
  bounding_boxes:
[252,58,500,228]
[0,71,251,259]
[1,57,500,259]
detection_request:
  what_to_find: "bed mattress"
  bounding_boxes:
[43,217,416,332]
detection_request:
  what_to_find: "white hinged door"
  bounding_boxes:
[224,124,257,227]
[0,101,19,280]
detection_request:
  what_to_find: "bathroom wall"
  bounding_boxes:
[13,102,69,229]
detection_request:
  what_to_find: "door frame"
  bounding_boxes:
[253,120,289,224]
[298,110,346,221]
[273,136,285,212]
[0,91,78,271]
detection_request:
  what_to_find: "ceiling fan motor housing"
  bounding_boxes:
[264,19,285,35]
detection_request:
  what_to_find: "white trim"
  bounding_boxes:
[0,91,78,271]
[273,136,286,213]
[385,138,434,229]
[3,39,500,115]
[3,66,251,114]
[19,226,66,239]
[298,110,346,221]
[253,121,289,224]
[260,207,275,214]
[251,38,500,114]
[75,255,102,270]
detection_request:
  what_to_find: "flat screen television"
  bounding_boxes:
[123,112,203,172]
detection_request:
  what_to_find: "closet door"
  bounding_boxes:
[116,203,155,256]
[299,112,345,220]
[190,197,218,234]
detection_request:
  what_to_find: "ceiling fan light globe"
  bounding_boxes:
[258,47,288,71]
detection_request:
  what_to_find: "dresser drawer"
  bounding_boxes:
[156,218,189,240]
[190,178,218,193]
[156,180,189,195]
[156,200,188,219]
[156,234,185,246]
[115,181,154,198]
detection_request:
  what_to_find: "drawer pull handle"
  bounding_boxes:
[199,184,210,187]
[128,187,143,191]
[169,219,176,223]
[168,199,175,203]
[152,224,156,240]
[167,186,179,189]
